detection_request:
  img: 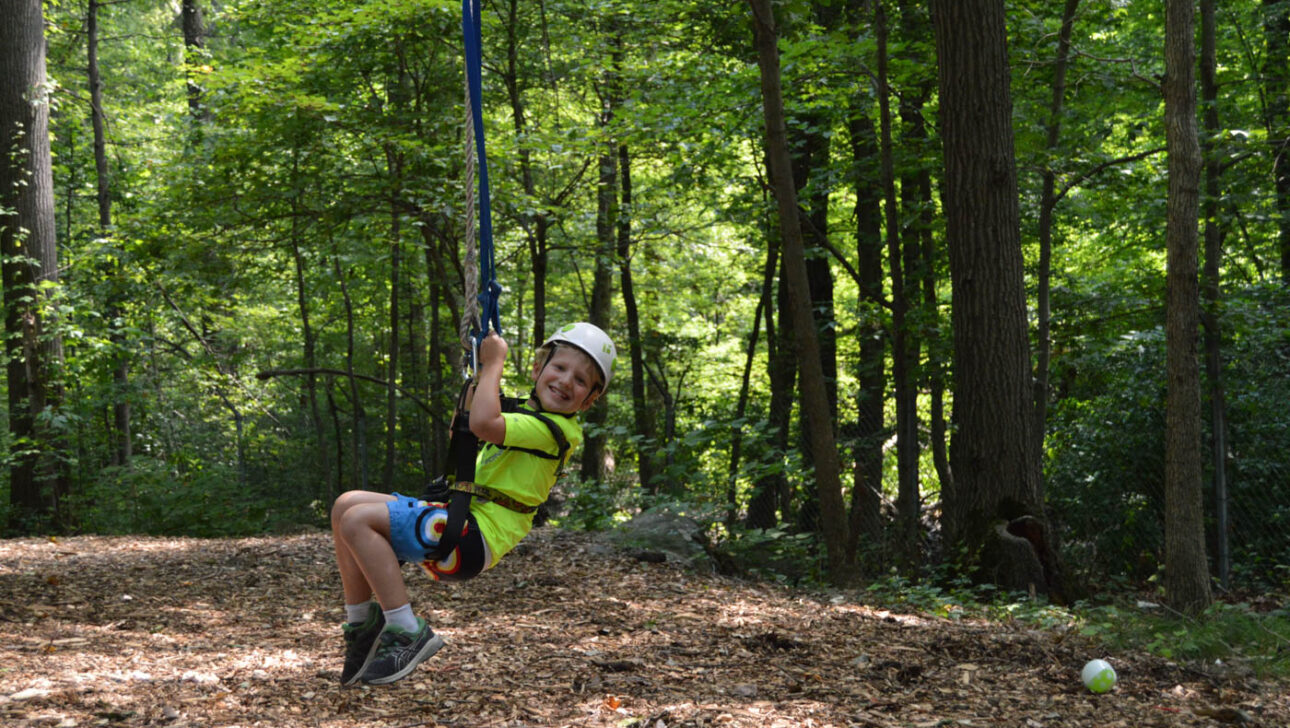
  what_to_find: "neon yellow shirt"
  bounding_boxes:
[470,404,582,566]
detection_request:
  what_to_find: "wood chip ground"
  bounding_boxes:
[1,530,1286,727]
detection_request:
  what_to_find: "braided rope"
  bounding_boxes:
[461,69,479,357]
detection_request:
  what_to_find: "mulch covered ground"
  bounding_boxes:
[0,529,1286,727]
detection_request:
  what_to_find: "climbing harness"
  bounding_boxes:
[426,386,572,563]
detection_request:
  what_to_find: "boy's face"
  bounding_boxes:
[531,346,602,413]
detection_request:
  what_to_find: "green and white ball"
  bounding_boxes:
[1081,659,1117,694]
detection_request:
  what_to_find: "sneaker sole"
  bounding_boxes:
[363,633,446,685]
[342,635,384,687]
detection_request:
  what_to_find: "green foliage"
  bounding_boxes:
[65,459,316,537]
[553,475,639,532]
[1077,601,1290,679]
[859,573,1290,680]
[708,524,822,585]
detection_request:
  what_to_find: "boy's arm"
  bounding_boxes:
[470,332,508,445]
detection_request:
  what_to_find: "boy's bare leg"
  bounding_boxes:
[331,492,409,609]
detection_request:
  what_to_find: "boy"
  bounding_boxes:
[329,322,615,685]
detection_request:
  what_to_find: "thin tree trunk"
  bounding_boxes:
[847,101,885,554]
[88,0,132,470]
[877,0,920,568]
[747,208,794,529]
[617,143,658,494]
[1035,0,1081,461]
[181,0,208,125]
[728,234,776,524]
[1263,0,1290,281]
[385,201,402,488]
[1163,0,1213,615]
[504,0,549,347]
[429,277,447,475]
[335,254,368,491]
[581,42,619,484]
[748,0,850,580]
[1200,0,1230,591]
[895,3,944,503]
[289,149,330,500]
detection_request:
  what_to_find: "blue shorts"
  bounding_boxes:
[386,493,488,582]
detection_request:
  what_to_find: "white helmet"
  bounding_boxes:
[543,322,616,389]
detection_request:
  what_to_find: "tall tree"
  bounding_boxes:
[844,0,885,555]
[931,0,1053,594]
[846,105,885,552]
[1162,0,1214,614]
[88,0,132,469]
[1033,0,1081,458]
[1,0,68,528]
[581,28,620,485]
[1263,0,1290,281]
[876,0,920,567]
[748,0,850,579]
[1199,0,1230,590]
[181,0,208,124]
[616,141,659,493]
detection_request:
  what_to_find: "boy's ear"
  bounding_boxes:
[577,389,602,412]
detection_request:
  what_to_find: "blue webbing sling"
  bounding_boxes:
[429,0,504,563]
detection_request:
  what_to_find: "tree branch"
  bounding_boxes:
[256,368,436,416]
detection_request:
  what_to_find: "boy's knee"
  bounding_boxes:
[338,501,387,541]
[331,490,366,528]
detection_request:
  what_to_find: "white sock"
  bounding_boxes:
[345,601,375,625]
[382,603,419,633]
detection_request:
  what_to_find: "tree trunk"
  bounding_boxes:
[728,231,776,524]
[1034,0,1080,464]
[790,110,832,532]
[1200,0,1230,591]
[88,0,132,471]
[335,254,368,490]
[847,101,885,554]
[617,143,659,494]
[747,226,794,529]
[428,276,447,475]
[1163,0,1213,615]
[289,149,331,500]
[384,200,402,489]
[581,57,619,485]
[1263,0,1290,281]
[504,0,549,348]
[748,0,850,580]
[877,0,920,568]
[931,0,1052,594]
[181,0,208,124]
[2,0,68,529]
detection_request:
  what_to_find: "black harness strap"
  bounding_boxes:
[499,397,572,471]
[428,383,479,563]
[427,390,572,563]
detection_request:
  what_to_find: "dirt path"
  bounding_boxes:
[0,530,1285,727]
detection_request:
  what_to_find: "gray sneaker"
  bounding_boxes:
[361,618,445,685]
[340,604,385,686]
